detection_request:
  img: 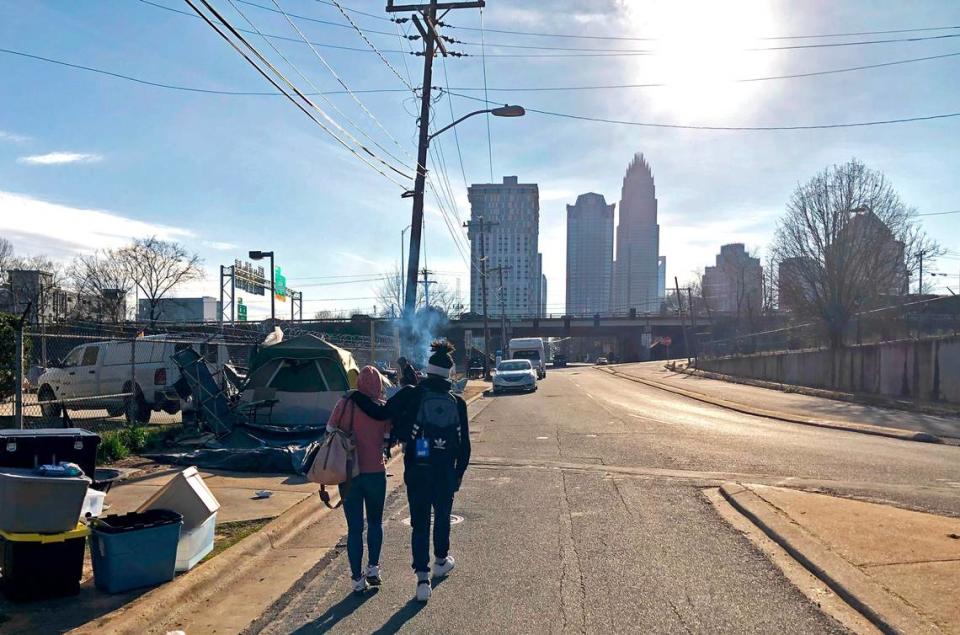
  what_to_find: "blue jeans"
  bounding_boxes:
[405,468,455,573]
[339,472,387,579]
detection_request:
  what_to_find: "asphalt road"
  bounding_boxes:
[252,365,960,634]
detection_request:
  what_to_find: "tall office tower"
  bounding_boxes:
[702,243,763,313]
[613,154,660,314]
[657,256,667,302]
[467,176,540,318]
[565,193,614,315]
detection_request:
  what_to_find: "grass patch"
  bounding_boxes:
[97,424,184,465]
[203,518,273,563]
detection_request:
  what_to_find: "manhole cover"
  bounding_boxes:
[401,514,464,526]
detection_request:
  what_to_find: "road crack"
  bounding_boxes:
[559,471,587,634]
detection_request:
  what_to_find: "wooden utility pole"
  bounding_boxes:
[489,265,513,355]
[464,216,496,378]
[686,286,698,365]
[388,0,484,323]
[419,268,438,308]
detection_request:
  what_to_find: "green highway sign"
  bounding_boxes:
[274,266,287,302]
[237,298,247,321]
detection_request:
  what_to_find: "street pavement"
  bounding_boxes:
[249,364,960,634]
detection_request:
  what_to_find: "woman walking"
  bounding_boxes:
[326,365,392,593]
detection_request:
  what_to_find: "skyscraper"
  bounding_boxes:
[702,243,763,314]
[467,176,540,318]
[613,154,660,314]
[565,192,614,315]
[657,256,667,302]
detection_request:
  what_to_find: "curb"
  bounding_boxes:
[72,390,486,634]
[600,367,944,445]
[719,483,938,635]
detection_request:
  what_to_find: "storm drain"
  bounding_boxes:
[401,514,464,526]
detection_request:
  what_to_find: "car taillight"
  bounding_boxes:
[154,368,167,385]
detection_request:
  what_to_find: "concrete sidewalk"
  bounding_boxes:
[608,362,960,442]
[721,483,960,634]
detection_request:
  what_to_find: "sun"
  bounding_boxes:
[623,0,781,122]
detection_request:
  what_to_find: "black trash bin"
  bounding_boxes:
[0,429,100,479]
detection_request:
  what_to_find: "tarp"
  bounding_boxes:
[248,334,359,388]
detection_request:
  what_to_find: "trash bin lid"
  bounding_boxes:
[0,523,90,543]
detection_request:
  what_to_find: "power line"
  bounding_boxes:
[447,90,960,131]
[441,54,469,191]
[480,7,493,182]
[330,0,415,91]
[184,0,410,188]
[226,0,414,177]
[918,209,960,216]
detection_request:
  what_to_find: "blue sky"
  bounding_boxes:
[2,0,959,319]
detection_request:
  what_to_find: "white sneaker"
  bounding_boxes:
[366,565,382,586]
[351,576,368,593]
[432,555,455,579]
[415,574,432,602]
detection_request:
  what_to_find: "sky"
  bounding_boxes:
[1,0,959,320]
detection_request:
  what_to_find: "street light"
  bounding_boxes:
[404,104,526,330]
[248,250,275,321]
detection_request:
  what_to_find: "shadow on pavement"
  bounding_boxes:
[368,577,447,635]
[290,588,378,634]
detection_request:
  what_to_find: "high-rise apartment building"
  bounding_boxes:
[565,193,614,315]
[613,154,660,314]
[702,243,763,314]
[467,176,541,318]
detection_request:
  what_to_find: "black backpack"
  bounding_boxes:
[409,388,460,466]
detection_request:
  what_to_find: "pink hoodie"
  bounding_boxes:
[328,366,392,474]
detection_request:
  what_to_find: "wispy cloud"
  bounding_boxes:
[17,152,102,165]
[0,130,30,143]
[202,240,238,251]
[0,190,194,257]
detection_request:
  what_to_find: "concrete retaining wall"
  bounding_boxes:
[698,335,960,405]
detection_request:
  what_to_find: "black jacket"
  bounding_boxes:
[386,376,471,484]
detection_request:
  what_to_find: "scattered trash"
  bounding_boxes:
[253,490,273,499]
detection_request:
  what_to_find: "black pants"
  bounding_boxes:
[406,468,455,573]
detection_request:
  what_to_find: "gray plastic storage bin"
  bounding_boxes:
[90,510,183,593]
[0,467,90,534]
[137,466,220,531]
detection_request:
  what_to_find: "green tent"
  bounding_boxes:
[242,334,359,427]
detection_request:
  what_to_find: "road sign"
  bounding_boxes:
[237,298,247,322]
[274,266,287,302]
[661,336,672,347]
[234,260,266,296]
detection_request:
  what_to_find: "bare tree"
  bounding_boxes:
[67,249,136,322]
[375,265,462,317]
[0,237,13,280]
[122,237,203,325]
[771,158,937,348]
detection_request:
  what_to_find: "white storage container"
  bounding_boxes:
[80,488,106,519]
[137,466,220,531]
[175,512,216,572]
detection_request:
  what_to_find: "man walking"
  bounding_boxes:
[388,341,470,602]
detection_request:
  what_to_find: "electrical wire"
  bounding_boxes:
[480,7,493,182]
[184,0,410,187]
[441,55,469,190]
[918,210,960,216]
[226,0,415,177]
[447,90,960,131]
[330,0,415,91]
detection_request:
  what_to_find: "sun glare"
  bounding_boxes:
[624,1,780,121]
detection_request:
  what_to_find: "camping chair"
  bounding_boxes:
[235,387,279,426]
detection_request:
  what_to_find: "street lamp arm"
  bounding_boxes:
[428,105,525,142]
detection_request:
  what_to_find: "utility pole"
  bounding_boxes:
[686,286,698,365]
[489,265,513,356]
[419,268,438,308]
[674,276,691,365]
[389,0,484,324]
[464,215,497,379]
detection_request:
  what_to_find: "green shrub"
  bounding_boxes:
[121,426,148,453]
[97,433,129,464]
[0,312,30,402]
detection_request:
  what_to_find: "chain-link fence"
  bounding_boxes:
[1,319,400,432]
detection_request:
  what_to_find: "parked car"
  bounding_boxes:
[36,335,229,424]
[552,354,567,368]
[595,357,609,365]
[492,359,537,394]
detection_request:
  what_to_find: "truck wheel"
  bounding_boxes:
[39,385,62,419]
[124,384,152,425]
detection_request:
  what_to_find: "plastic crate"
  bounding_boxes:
[0,467,91,534]
[175,512,216,572]
[91,510,182,594]
[137,466,220,532]
[80,488,107,519]
[0,429,100,480]
[0,523,89,602]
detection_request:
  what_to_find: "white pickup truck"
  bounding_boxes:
[36,335,229,423]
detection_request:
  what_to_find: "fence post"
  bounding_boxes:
[370,320,376,367]
[14,320,24,429]
[128,334,137,423]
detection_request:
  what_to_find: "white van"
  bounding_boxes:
[36,335,229,423]
[508,337,546,379]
